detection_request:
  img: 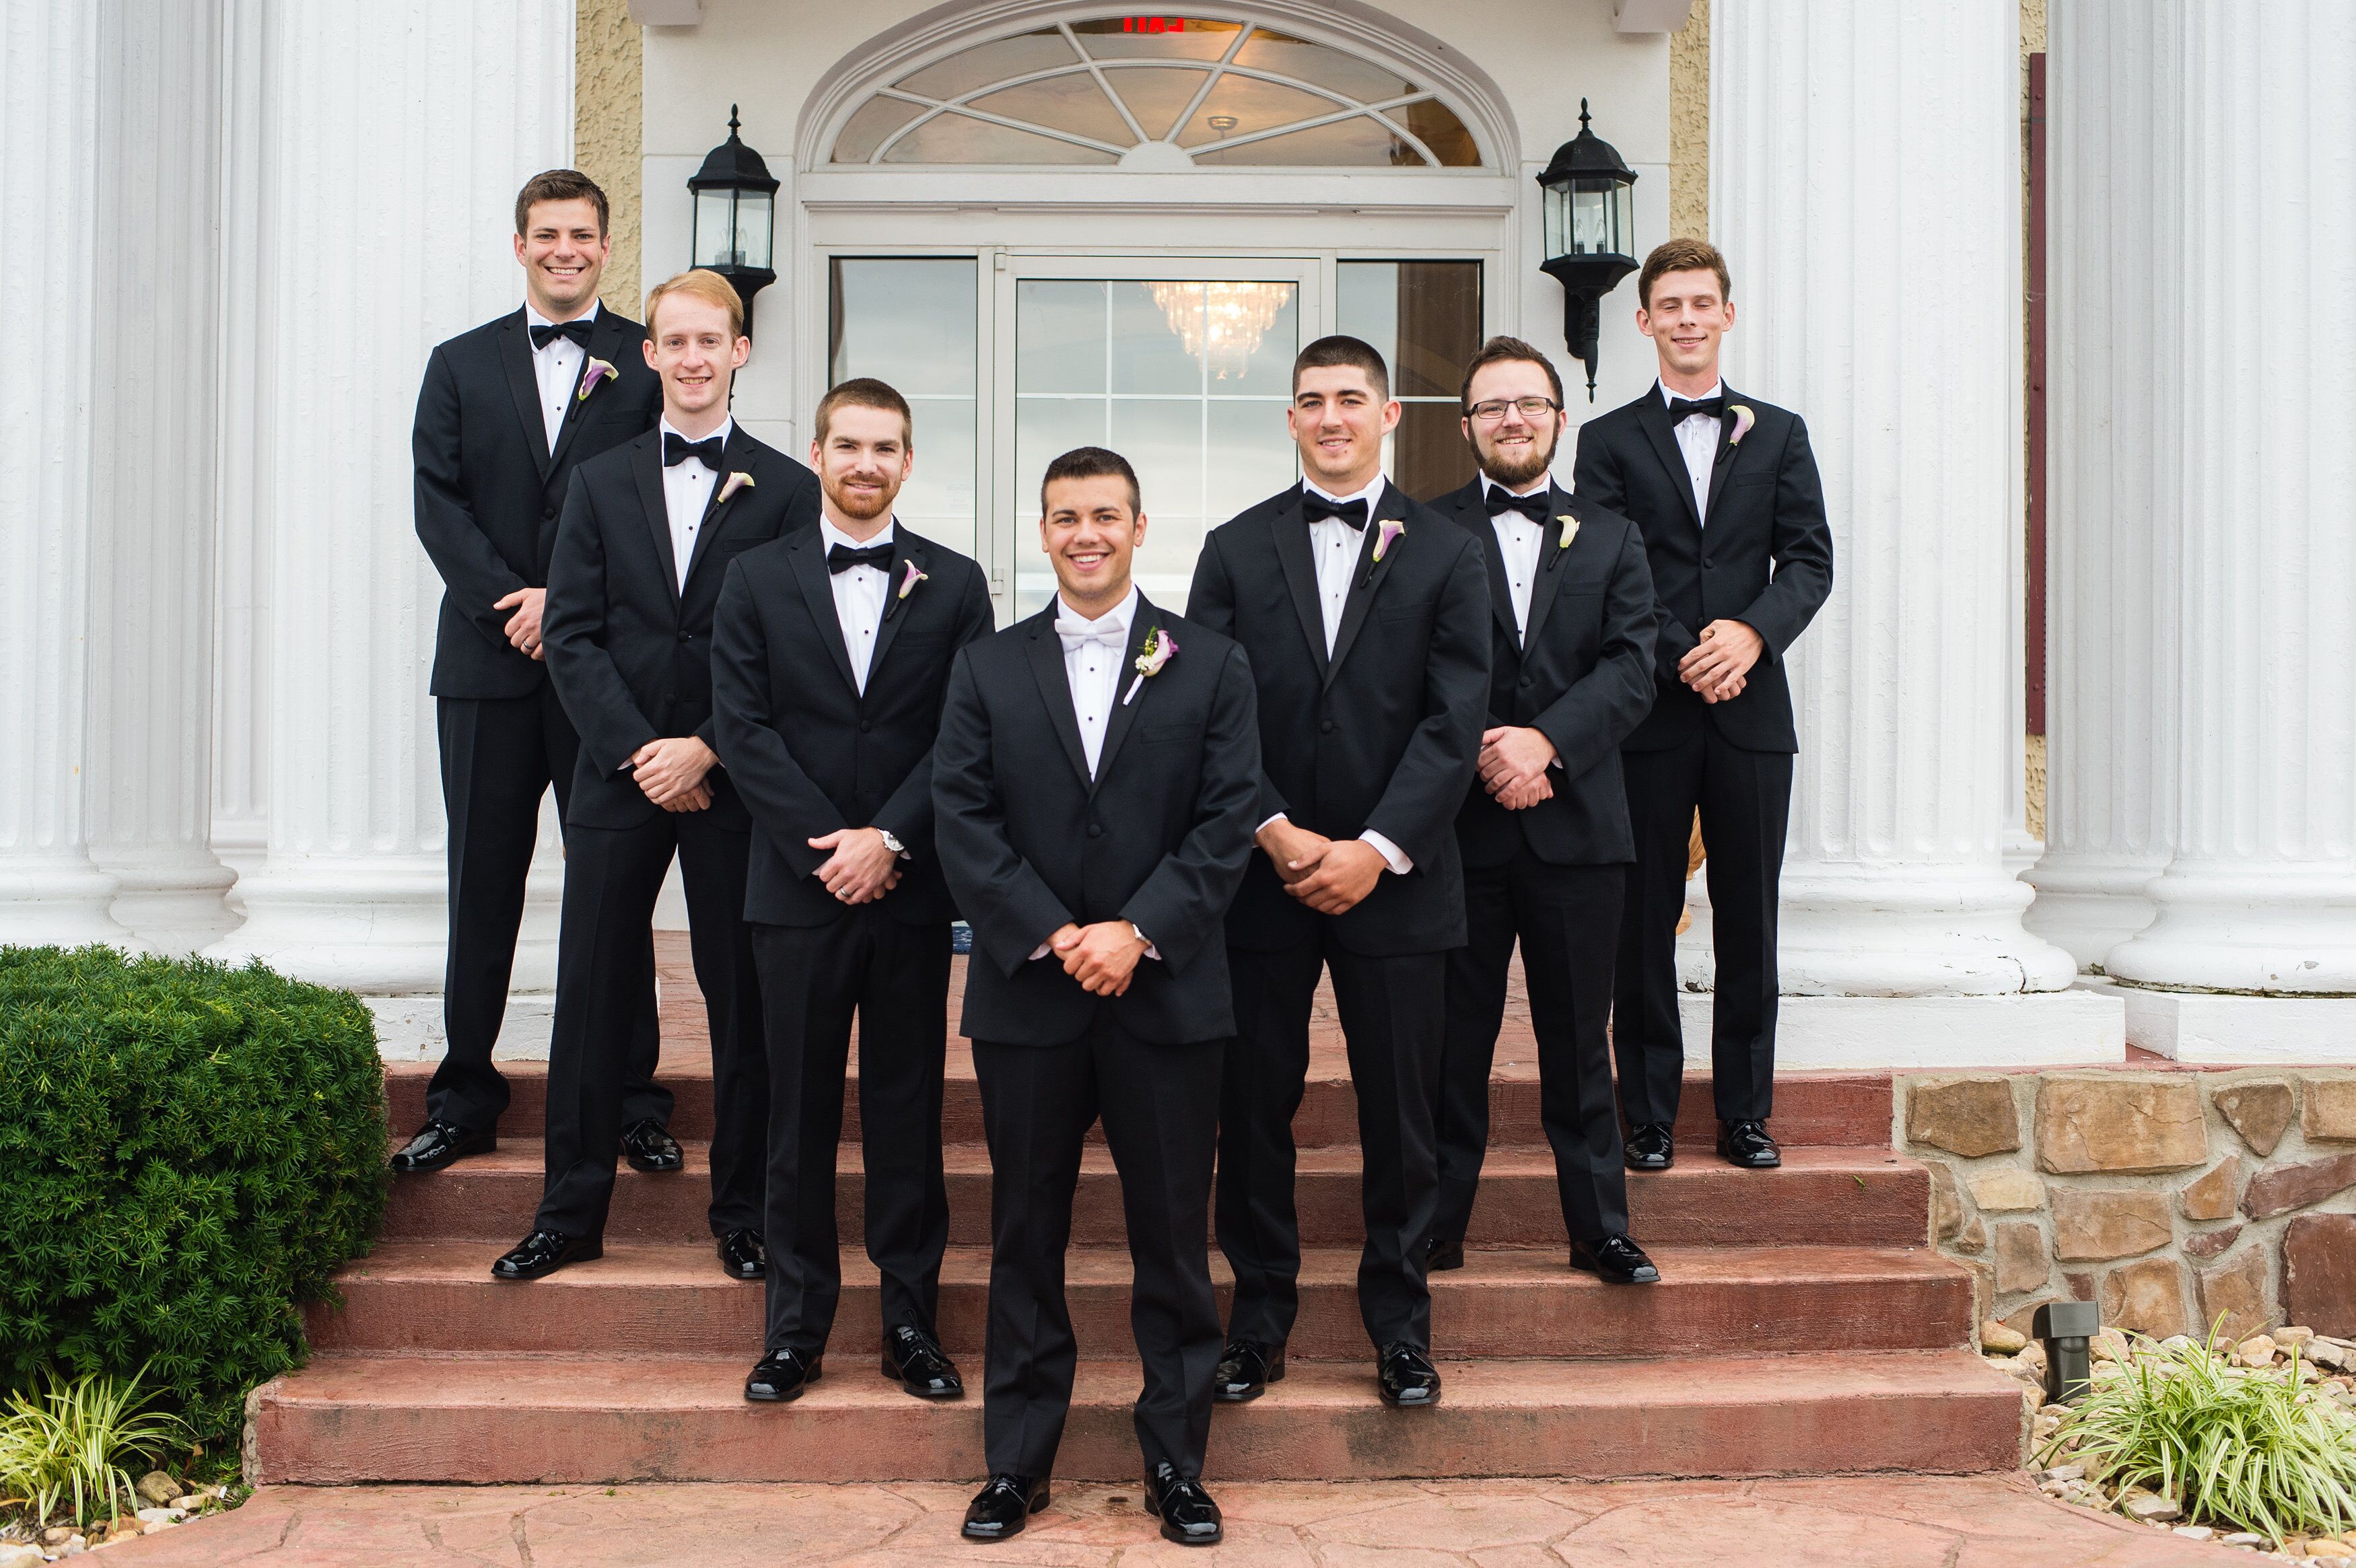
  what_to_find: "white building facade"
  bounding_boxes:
[2,0,2349,1066]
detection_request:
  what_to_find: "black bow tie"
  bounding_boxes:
[530,318,594,351]
[827,542,893,575]
[1665,394,1725,423]
[664,431,726,470]
[1301,492,1369,528]
[1485,487,1552,524]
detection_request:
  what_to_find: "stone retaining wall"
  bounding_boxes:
[1897,1068,2356,1343]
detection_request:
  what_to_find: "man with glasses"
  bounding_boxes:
[1424,336,1661,1284]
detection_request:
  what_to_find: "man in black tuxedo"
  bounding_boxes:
[1573,238,1834,1174]
[492,269,820,1282]
[403,169,670,1176]
[1187,336,1490,1411]
[1424,336,1660,1286]
[710,378,994,1406]
[934,447,1259,1547]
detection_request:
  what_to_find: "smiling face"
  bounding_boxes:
[811,403,911,534]
[1635,266,1735,389]
[513,197,609,322]
[1041,473,1145,617]
[644,291,749,431]
[1288,364,1400,496]
[1461,359,1567,489]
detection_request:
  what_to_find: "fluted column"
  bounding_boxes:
[2105,1,2356,995]
[2023,1,2180,972]
[209,0,575,991]
[0,2,123,945]
[1712,0,2075,997]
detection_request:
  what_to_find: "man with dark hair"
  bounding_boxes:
[712,378,994,1406]
[1188,336,1490,1410]
[1424,335,1661,1285]
[1574,238,1834,1174]
[400,169,671,1178]
[935,446,1259,1546]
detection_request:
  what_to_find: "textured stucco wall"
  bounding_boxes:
[575,0,642,320]
[1668,0,1708,244]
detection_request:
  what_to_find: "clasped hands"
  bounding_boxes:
[808,826,902,906]
[1478,726,1556,811]
[1045,920,1147,996]
[629,736,716,814]
[1258,818,1385,915]
[1679,618,1763,704]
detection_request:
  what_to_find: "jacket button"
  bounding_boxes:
[1702,556,1714,569]
[859,719,872,734]
[1319,719,1335,734]
[1519,674,1534,687]
[677,631,692,643]
[541,505,555,520]
[1086,822,1103,839]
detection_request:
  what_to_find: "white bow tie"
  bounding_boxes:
[1054,619,1127,653]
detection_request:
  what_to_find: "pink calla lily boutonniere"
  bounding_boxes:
[1729,404,1756,445]
[1123,626,1177,706]
[1372,518,1406,563]
[578,357,618,401]
[716,471,754,505]
[897,561,927,601]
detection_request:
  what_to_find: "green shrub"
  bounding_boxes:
[0,947,387,1440]
[0,1364,185,1526]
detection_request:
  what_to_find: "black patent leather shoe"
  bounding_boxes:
[489,1228,600,1281]
[389,1120,495,1174]
[717,1228,767,1279]
[1717,1118,1782,1169]
[1143,1461,1222,1546]
[1426,1236,1465,1273]
[1569,1232,1661,1285]
[881,1324,963,1398]
[620,1118,684,1173]
[744,1348,821,1402]
[1376,1342,1442,1408]
[1624,1122,1674,1172]
[1211,1339,1284,1402]
[961,1473,1049,1540]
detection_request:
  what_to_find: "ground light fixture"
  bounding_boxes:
[1536,99,1638,401]
[689,105,779,336]
[2034,1299,2101,1404]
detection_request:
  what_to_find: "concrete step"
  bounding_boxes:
[308,1240,1975,1362]
[381,1058,1895,1151]
[380,1143,1931,1249]
[248,1349,2024,1485]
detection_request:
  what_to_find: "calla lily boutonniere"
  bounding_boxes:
[1372,518,1406,563]
[1123,626,1177,706]
[1547,512,1581,572]
[1729,404,1756,445]
[578,357,618,401]
[717,470,754,505]
[897,561,927,600]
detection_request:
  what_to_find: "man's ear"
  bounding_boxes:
[642,335,659,369]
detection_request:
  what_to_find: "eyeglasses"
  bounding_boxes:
[1466,396,1562,423]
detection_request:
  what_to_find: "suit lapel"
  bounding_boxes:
[867,530,922,676]
[1523,483,1581,652]
[1461,485,1525,651]
[546,309,629,475]
[681,426,755,592]
[1088,596,1160,797]
[1270,493,1330,682]
[500,310,555,482]
[630,437,681,610]
[1324,483,1405,688]
[1636,390,1703,532]
[1701,385,1743,524]
[789,529,861,697]
[1023,614,1093,789]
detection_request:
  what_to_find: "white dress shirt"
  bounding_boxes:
[1482,477,1549,643]
[1664,379,1725,525]
[525,299,599,454]
[1031,586,1157,961]
[819,516,895,694]
[657,415,731,593]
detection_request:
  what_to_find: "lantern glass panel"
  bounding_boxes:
[733,189,773,271]
[1609,180,1633,258]
[693,188,738,267]
[1570,186,1612,256]
[1542,182,1568,260]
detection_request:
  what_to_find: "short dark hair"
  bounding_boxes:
[1292,334,1389,402]
[1638,237,1731,311]
[1041,446,1140,516]
[1457,334,1564,411]
[515,169,611,238]
[815,377,913,446]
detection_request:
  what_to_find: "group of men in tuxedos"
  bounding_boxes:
[394,169,1830,1550]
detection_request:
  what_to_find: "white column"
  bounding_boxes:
[209,0,576,992]
[1711,2,2078,1003]
[0,2,123,945]
[83,0,239,954]
[2104,1,2356,999]
[2023,1,2179,971]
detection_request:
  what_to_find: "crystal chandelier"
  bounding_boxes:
[1149,281,1290,380]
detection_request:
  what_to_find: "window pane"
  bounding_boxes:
[1013,396,1111,614]
[1205,282,1298,394]
[896,29,1078,100]
[1205,399,1298,520]
[1233,28,1414,103]
[832,96,925,163]
[1339,260,1484,500]
[828,257,979,556]
[1111,283,1204,395]
[967,73,1135,145]
[1102,65,1213,141]
[1070,17,1241,61]
[1398,99,1480,166]
[882,113,1119,165]
[1016,281,1107,394]
[1111,399,1204,520]
[1177,75,1340,147]
[1392,401,1476,499]
[1193,117,1420,166]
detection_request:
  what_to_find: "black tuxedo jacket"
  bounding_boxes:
[1430,478,1659,867]
[413,307,662,699]
[710,524,995,927]
[932,598,1261,1047]
[1186,482,1490,956]
[543,424,821,831]
[1572,386,1834,754]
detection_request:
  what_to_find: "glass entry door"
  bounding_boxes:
[996,258,1318,616]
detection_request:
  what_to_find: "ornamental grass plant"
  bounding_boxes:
[2046,1326,2356,1545]
[0,947,388,1442]
[0,1364,184,1526]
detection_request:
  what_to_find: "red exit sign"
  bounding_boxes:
[1121,16,1190,31]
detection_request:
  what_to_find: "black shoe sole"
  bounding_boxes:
[1143,1487,1223,1546]
[1716,1146,1782,1169]
[1568,1253,1661,1285]
[880,1356,965,1398]
[489,1240,601,1281]
[623,1151,685,1173]
[744,1361,822,1403]
[961,1487,1049,1540]
[390,1135,496,1174]
[1378,1385,1441,1409]
[1624,1153,1672,1172]
[1426,1244,1465,1273]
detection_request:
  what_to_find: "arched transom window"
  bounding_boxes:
[830,15,1483,168]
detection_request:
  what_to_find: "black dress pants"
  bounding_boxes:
[752,909,952,1359]
[1614,731,1795,1127]
[536,807,765,1240]
[974,1015,1223,1482]
[431,690,666,1135]
[1216,930,1446,1354]
[1436,859,1628,1248]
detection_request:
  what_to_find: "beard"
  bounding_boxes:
[1479,425,1558,489]
[825,475,895,521]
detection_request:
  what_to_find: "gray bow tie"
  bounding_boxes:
[1054,619,1126,653]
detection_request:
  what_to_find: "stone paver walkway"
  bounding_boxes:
[104,1475,2250,1566]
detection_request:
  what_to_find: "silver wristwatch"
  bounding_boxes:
[878,829,907,857]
